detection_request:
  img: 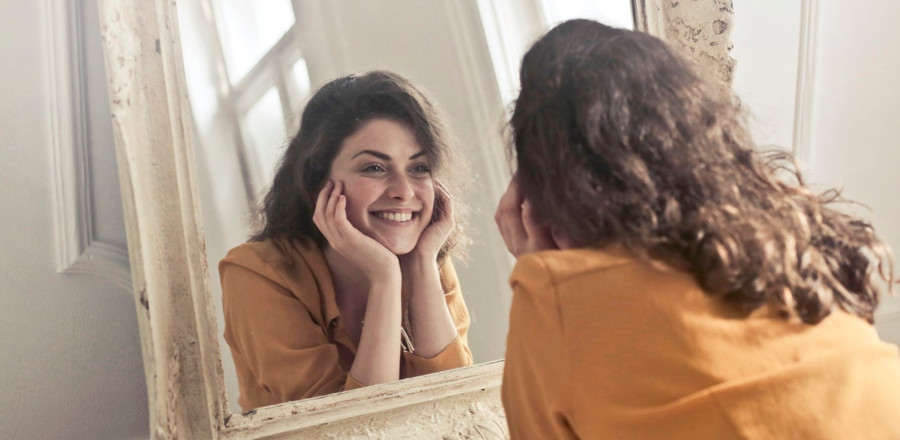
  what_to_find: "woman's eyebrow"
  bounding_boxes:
[352,150,391,160]
[351,150,427,161]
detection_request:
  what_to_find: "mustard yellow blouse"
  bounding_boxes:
[502,247,900,439]
[220,238,472,412]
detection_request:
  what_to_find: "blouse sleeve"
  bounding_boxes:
[502,253,577,439]
[221,249,351,411]
[402,258,474,377]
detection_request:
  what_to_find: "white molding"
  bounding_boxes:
[47,0,131,292]
[792,0,819,166]
[48,0,88,271]
[65,241,133,292]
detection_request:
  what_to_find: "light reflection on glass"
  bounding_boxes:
[212,0,295,82]
[291,58,312,100]
[242,87,286,191]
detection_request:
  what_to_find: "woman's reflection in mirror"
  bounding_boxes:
[496,19,900,438]
[220,71,473,412]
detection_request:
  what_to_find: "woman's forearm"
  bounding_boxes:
[349,273,403,386]
[403,255,458,358]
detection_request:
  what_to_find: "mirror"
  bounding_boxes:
[176,0,635,414]
[96,0,734,437]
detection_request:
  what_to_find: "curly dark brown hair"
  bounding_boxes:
[252,71,468,260]
[511,19,893,324]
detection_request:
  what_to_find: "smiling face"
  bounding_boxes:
[327,118,435,255]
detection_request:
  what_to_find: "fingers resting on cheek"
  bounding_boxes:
[409,181,454,260]
[315,180,399,278]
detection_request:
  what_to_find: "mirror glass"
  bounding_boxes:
[177,0,633,414]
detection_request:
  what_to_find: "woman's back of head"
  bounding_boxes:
[511,19,893,324]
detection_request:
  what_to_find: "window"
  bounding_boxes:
[179,0,311,201]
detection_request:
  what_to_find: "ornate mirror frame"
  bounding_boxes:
[96,0,734,438]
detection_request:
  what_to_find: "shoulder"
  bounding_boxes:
[219,238,324,283]
[222,237,322,265]
[510,246,704,320]
[218,238,333,319]
[511,245,638,288]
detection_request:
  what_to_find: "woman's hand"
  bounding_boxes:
[406,181,455,261]
[313,181,399,278]
[399,181,459,358]
[495,177,560,258]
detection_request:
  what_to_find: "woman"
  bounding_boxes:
[496,20,900,439]
[220,71,472,412]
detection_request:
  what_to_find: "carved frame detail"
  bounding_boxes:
[634,0,736,84]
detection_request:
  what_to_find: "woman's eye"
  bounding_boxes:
[410,164,432,175]
[361,164,386,173]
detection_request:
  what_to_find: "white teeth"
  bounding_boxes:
[376,212,413,222]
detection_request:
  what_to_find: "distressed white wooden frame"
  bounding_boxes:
[95,0,732,438]
[633,0,737,85]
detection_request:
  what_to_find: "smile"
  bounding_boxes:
[373,211,417,222]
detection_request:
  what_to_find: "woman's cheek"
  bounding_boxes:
[341,193,366,229]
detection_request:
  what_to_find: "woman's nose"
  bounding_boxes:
[386,174,415,201]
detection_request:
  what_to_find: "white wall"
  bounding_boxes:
[0,0,148,439]
[809,1,900,341]
[732,0,900,343]
[731,1,802,150]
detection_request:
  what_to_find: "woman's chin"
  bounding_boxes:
[377,238,419,256]
[386,244,416,256]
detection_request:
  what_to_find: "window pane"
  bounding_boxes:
[291,58,312,99]
[178,0,224,135]
[542,0,634,30]
[242,88,287,190]
[212,0,295,82]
